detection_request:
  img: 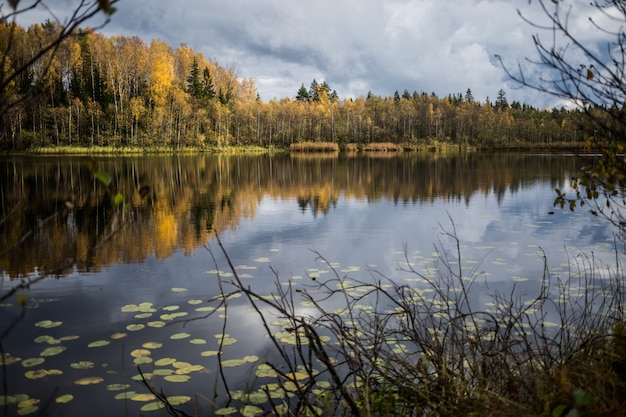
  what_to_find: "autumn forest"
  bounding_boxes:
[0,21,591,150]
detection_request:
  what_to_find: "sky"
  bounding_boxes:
[13,0,619,108]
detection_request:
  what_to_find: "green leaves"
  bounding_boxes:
[94,170,112,187]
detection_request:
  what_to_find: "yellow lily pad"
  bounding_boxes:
[130,393,156,402]
[75,376,104,385]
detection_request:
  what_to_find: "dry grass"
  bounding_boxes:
[362,142,402,152]
[289,142,340,152]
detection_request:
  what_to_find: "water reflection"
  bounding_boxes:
[1,153,586,277]
[0,153,620,417]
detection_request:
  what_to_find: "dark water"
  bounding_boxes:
[0,153,619,416]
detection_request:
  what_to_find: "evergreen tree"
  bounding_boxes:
[465,88,474,103]
[187,58,203,99]
[402,89,411,100]
[202,67,215,100]
[495,89,509,110]
[309,79,319,101]
[296,83,309,102]
[394,90,400,102]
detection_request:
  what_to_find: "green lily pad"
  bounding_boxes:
[114,391,138,400]
[21,358,45,368]
[140,401,166,411]
[70,361,94,369]
[215,406,237,415]
[110,332,127,340]
[221,359,246,367]
[106,383,130,391]
[171,288,187,293]
[55,394,73,404]
[133,357,153,365]
[25,369,50,379]
[167,395,191,405]
[146,321,166,328]
[189,338,207,345]
[174,365,204,374]
[88,340,110,348]
[35,320,62,329]
[163,374,191,383]
[126,324,145,332]
[142,342,162,349]
[170,332,191,340]
[241,405,263,417]
[40,346,66,357]
[154,358,176,366]
[200,350,220,357]
[256,364,277,378]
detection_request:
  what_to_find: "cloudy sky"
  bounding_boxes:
[15,0,618,107]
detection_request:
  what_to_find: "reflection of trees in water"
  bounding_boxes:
[0,154,585,277]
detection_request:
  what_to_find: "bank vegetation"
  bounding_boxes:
[0,22,600,153]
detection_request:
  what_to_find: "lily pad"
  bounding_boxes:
[106,383,130,391]
[241,405,263,417]
[21,358,45,368]
[130,393,156,402]
[110,332,127,340]
[154,358,176,366]
[163,374,191,383]
[126,324,145,332]
[75,376,104,385]
[167,395,191,405]
[215,407,237,415]
[140,402,166,411]
[114,391,138,400]
[35,320,62,329]
[171,288,187,292]
[40,346,66,357]
[70,361,94,369]
[130,349,151,358]
[142,342,163,349]
[170,332,191,340]
[88,340,110,348]
[55,394,73,404]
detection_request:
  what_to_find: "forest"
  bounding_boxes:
[0,21,593,151]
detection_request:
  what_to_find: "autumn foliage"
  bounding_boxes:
[0,22,589,151]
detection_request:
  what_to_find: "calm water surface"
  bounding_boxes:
[0,153,619,416]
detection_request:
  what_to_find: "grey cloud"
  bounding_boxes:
[16,0,622,107]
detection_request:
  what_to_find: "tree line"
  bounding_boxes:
[0,21,595,150]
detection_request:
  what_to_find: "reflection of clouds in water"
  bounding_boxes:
[220,179,620,294]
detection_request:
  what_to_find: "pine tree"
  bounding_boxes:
[186,58,203,99]
[495,89,509,110]
[296,83,309,102]
[465,88,474,103]
[202,67,215,100]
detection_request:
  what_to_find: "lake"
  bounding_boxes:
[0,152,620,416]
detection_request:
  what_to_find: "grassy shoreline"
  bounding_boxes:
[2,140,594,156]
